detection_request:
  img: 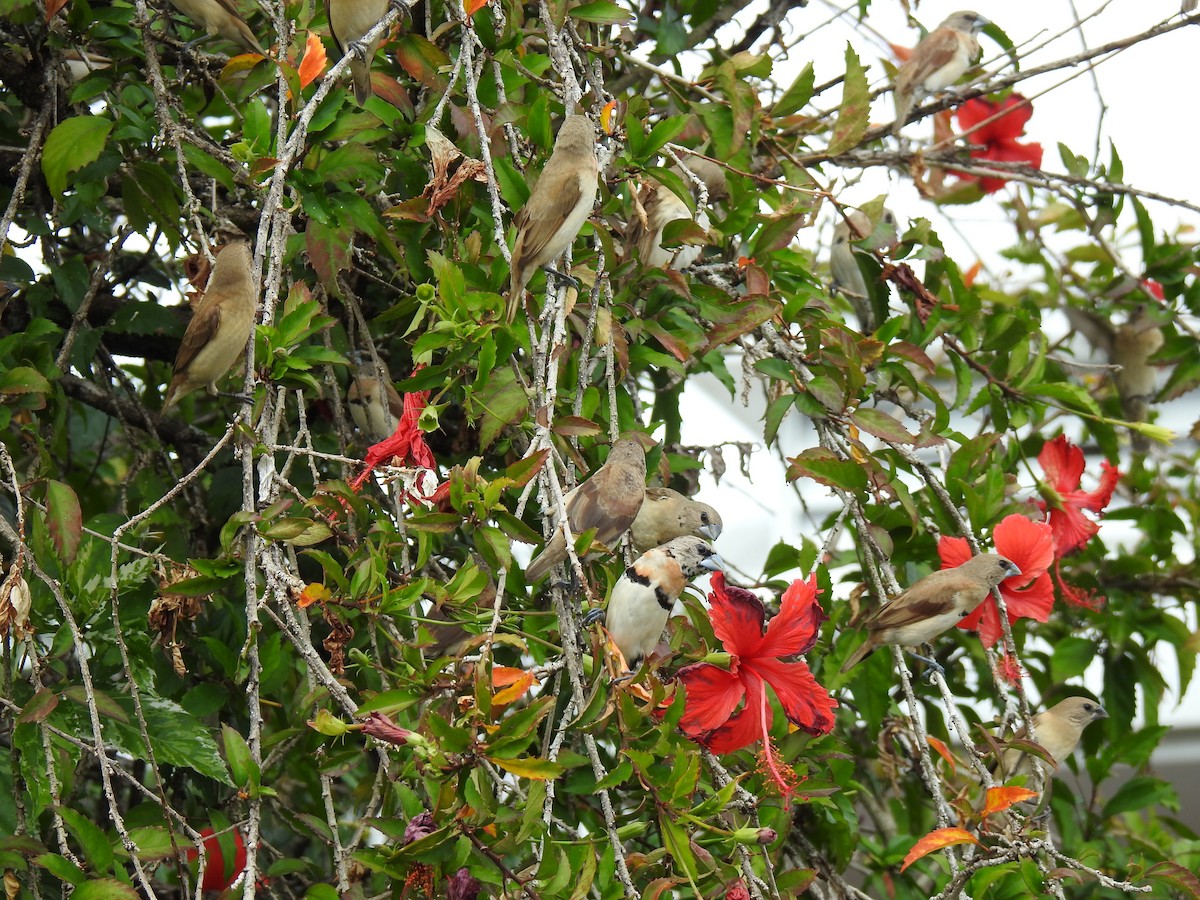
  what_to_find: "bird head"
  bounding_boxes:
[1052,696,1109,728]
[944,10,989,34]
[662,537,723,576]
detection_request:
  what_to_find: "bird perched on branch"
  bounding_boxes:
[626,158,727,271]
[1064,304,1164,452]
[892,10,988,137]
[524,439,647,582]
[506,115,599,323]
[830,207,898,334]
[326,0,391,105]
[162,236,258,412]
[168,0,266,56]
[347,353,402,441]
[840,553,1021,674]
[587,537,723,672]
[630,487,722,552]
[995,696,1108,783]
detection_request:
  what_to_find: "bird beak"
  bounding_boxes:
[1095,706,1109,719]
[699,522,722,541]
[701,553,724,572]
[1007,563,1022,577]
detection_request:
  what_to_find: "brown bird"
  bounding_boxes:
[326,0,391,105]
[830,207,898,334]
[893,11,988,137]
[587,537,723,671]
[996,696,1108,783]
[840,553,1021,674]
[626,158,728,270]
[1186,0,1197,12]
[524,439,647,583]
[162,239,258,412]
[630,487,722,553]
[347,354,402,441]
[505,115,599,323]
[1064,304,1164,451]
[168,0,266,56]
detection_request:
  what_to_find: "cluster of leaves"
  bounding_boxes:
[1,0,1199,897]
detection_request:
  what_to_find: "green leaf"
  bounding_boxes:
[70,880,140,899]
[786,448,867,492]
[773,62,815,117]
[46,479,83,565]
[222,724,257,793]
[487,755,565,780]
[42,115,113,196]
[476,366,528,449]
[0,365,52,396]
[58,807,114,874]
[568,0,633,24]
[827,46,869,155]
[1101,776,1177,818]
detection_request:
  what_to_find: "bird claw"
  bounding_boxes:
[581,607,605,628]
[906,650,945,680]
[543,267,581,293]
[217,391,255,406]
[348,37,371,62]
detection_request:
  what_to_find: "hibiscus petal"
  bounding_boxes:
[957,596,1002,647]
[707,572,768,657]
[758,574,826,658]
[678,662,747,737]
[700,671,768,754]
[1000,572,1054,624]
[1068,459,1121,513]
[1048,506,1099,556]
[993,515,1054,580]
[747,657,838,737]
[938,535,972,569]
[956,94,1034,145]
[1038,435,1085,494]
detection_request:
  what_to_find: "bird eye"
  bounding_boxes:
[700,513,710,524]
[1084,703,1094,712]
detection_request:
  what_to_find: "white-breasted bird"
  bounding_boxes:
[892,11,988,136]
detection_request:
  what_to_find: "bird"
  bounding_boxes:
[630,487,722,553]
[892,11,988,137]
[830,207,898,334]
[1186,0,1197,12]
[524,439,647,583]
[347,354,402,441]
[1064,304,1164,451]
[840,553,1021,674]
[588,537,724,671]
[505,115,599,323]
[626,158,728,270]
[162,238,258,412]
[167,0,266,56]
[325,0,391,106]
[996,696,1108,783]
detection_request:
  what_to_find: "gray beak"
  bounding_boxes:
[1095,705,1109,720]
[699,522,722,541]
[701,553,724,573]
[1006,563,1022,577]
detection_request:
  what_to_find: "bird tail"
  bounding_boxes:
[892,88,914,137]
[840,637,875,674]
[524,531,565,582]
[351,59,372,106]
[504,288,521,324]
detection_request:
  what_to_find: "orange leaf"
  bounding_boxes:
[46,0,69,19]
[982,786,1039,817]
[961,260,982,288]
[600,100,618,135]
[890,43,913,63]
[298,31,327,89]
[491,668,536,706]
[926,736,957,773]
[900,827,980,872]
[465,0,489,17]
[297,582,331,608]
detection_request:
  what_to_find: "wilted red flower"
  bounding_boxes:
[725,880,752,900]
[447,868,481,900]
[939,515,1055,648]
[360,712,416,747]
[954,94,1044,193]
[403,811,436,845]
[995,652,1025,686]
[1035,435,1120,556]
[678,572,837,799]
[1142,279,1165,301]
[350,366,438,497]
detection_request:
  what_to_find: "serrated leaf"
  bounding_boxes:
[773,62,815,117]
[785,448,867,492]
[487,755,564,780]
[45,479,82,564]
[828,46,869,155]
[900,827,979,872]
[42,115,112,196]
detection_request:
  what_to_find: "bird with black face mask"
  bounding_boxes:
[840,553,1021,674]
[893,11,989,136]
[587,537,723,673]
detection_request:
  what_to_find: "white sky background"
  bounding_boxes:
[665,2,1200,726]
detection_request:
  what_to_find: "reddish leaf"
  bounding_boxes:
[983,786,1039,817]
[491,667,536,706]
[16,688,59,725]
[46,0,69,19]
[298,31,326,89]
[46,479,82,565]
[465,0,489,16]
[926,736,956,773]
[394,34,450,90]
[305,218,354,287]
[900,828,980,872]
[369,75,414,115]
[551,416,603,437]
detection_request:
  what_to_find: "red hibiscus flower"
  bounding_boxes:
[678,572,837,799]
[954,94,1044,194]
[350,368,438,496]
[939,515,1055,648]
[1035,435,1120,557]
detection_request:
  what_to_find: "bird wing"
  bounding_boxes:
[565,463,644,548]
[864,571,983,631]
[901,28,967,92]
[323,0,343,52]
[172,300,223,376]
[511,172,585,272]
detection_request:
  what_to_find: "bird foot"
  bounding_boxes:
[906,650,945,680]
[543,267,581,293]
[581,607,606,628]
[348,37,372,62]
[217,391,255,406]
